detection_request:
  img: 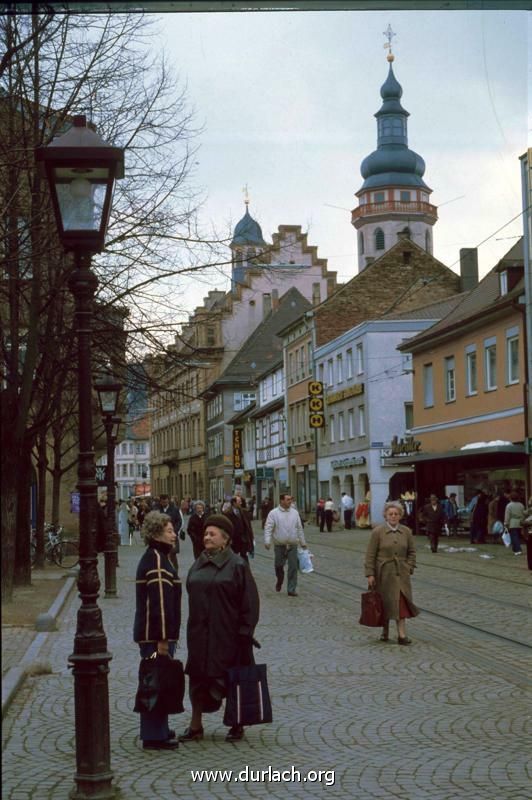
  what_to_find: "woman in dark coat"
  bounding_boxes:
[179,514,259,743]
[365,501,419,645]
[187,501,207,559]
[133,511,182,750]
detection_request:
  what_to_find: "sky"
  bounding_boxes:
[155,8,528,310]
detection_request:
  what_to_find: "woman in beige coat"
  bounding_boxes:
[364,501,419,645]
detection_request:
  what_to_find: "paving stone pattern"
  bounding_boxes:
[2,526,531,799]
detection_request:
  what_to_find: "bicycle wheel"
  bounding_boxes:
[53,540,79,569]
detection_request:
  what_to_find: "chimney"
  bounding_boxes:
[262,293,271,318]
[459,248,479,291]
[271,289,279,311]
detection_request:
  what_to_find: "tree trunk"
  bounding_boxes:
[34,432,47,569]
[1,441,18,601]
[13,443,33,587]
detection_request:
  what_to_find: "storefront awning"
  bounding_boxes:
[383,443,525,467]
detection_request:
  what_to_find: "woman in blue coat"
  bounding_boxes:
[133,511,182,750]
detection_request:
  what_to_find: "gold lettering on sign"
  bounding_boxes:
[327,383,364,405]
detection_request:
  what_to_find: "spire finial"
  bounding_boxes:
[242,183,250,207]
[383,24,396,62]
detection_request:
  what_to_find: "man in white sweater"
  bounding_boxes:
[264,493,308,597]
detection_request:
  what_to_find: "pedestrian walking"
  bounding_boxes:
[340,492,355,529]
[470,490,488,544]
[323,497,335,532]
[316,498,325,530]
[442,492,459,535]
[264,493,308,597]
[179,515,260,744]
[364,500,419,645]
[133,511,182,750]
[224,496,254,561]
[504,491,526,556]
[127,499,138,544]
[187,501,207,560]
[117,499,129,546]
[420,493,445,552]
[260,496,273,529]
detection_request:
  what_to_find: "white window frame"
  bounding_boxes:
[327,359,334,387]
[444,356,456,402]
[346,349,353,380]
[329,414,335,444]
[423,363,434,408]
[484,338,497,391]
[506,327,519,385]
[357,405,365,437]
[356,342,364,375]
[465,345,477,395]
[348,408,355,438]
[336,353,343,384]
[338,411,345,441]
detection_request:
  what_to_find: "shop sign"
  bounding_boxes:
[308,380,325,428]
[327,383,364,405]
[233,428,243,469]
[389,435,421,456]
[331,456,366,469]
[95,465,108,486]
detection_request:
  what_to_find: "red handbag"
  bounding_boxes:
[359,590,384,627]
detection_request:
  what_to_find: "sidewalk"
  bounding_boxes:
[2,527,530,799]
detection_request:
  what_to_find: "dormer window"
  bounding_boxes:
[499,270,508,296]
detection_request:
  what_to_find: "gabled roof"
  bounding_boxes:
[381,291,469,321]
[398,239,524,352]
[314,237,462,347]
[206,288,312,390]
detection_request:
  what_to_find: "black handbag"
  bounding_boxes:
[223,663,273,727]
[133,655,185,715]
[359,590,385,627]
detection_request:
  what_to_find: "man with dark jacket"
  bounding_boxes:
[420,494,445,553]
[224,496,254,561]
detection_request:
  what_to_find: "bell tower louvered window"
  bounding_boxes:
[374,228,385,250]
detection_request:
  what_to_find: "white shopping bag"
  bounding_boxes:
[297,547,314,573]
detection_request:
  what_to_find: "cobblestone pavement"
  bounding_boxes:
[2,525,531,799]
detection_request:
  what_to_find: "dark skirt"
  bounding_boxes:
[188,674,226,713]
[399,592,416,619]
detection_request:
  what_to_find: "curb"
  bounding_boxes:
[1,574,77,718]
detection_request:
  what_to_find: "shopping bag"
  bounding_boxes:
[297,547,314,573]
[492,520,504,535]
[502,529,511,547]
[133,654,185,714]
[223,664,273,727]
[359,590,385,627]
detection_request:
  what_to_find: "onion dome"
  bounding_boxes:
[358,63,429,192]
[231,207,267,247]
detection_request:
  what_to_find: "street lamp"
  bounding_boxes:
[36,115,123,800]
[95,368,121,600]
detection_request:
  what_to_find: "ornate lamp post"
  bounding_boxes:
[95,368,121,599]
[36,115,124,800]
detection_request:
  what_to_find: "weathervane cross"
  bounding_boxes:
[383,24,396,56]
[242,183,250,206]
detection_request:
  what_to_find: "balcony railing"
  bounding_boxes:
[351,200,438,222]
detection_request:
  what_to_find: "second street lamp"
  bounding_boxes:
[36,115,123,800]
[95,368,121,599]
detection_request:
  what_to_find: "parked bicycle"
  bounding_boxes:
[30,524,79,569]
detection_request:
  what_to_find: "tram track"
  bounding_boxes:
[307,535,531,588]
[251,548,532,689]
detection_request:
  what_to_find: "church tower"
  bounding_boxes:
[352,29,438,272]
[230,190,268,291]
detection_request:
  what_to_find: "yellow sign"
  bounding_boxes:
[327,383,364,405]
[308,380,324,396]
[309,396,324,412]
[233,428,243,469]
[309,413,325,429]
